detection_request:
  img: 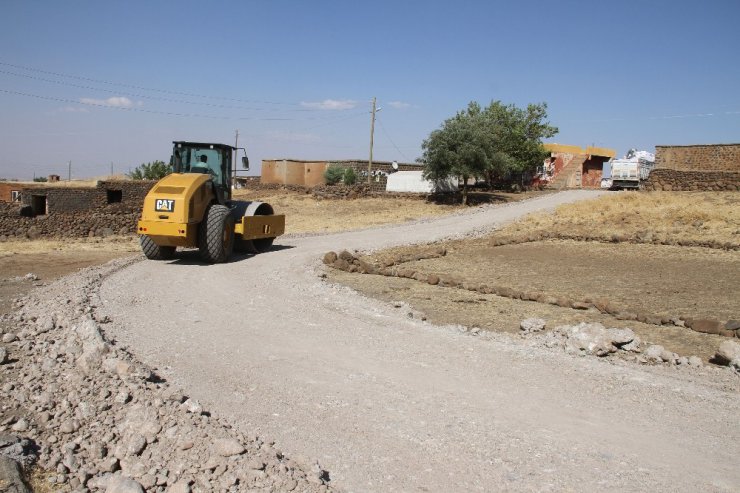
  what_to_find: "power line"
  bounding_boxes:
[0,69,335,113]
[565,110,740,123]
[0,61,307,106]
[0,88,368,122]
[377,118,412,161]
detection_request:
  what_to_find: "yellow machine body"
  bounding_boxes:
[138,173,212,247]
[137,173,285,248]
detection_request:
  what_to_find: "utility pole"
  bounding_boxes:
[367,97,377,184]
[68,161,71,181]
[110,162,113,177]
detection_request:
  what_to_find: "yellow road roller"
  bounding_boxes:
[137,141,285,263]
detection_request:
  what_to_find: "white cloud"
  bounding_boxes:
[300,99,357,110]
[79,96,136,107]
[388,101,412,109]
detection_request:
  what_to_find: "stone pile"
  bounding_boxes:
[522,320,706,367]
[0,259,332,492]
[487,229,739,251]
[324,251,740,338]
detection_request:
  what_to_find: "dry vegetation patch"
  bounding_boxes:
[501,191,740,248]
[233,187,550,235]
[234,188,458,234]
[327,191,740,361]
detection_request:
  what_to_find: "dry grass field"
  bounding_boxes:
[501,191,740,247]
[232,187,544,234]
[232,187,463,234]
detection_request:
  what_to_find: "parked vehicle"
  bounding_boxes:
[609,149,655,190]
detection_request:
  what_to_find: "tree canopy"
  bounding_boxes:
[127,160,172,180]
[419,100,558,204]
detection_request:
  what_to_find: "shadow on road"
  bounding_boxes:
[163,244,295,266]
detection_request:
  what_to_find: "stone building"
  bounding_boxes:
[261,159,423,191]
[0,182,43,203]
[19,180,155,216]
[541,144,616,189]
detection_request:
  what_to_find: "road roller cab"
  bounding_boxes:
[137,141,285,263]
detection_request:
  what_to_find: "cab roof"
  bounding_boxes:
[172,141,235,151]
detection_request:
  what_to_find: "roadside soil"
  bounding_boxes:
[328,240,738,361]
[0,242,136,315]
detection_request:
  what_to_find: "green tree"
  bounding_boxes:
[420,100,558,203]
[324,166,345,185]
[343,167,357,185]
[127,160,172,180]
[33,176,48,182]
[480,101,558,185]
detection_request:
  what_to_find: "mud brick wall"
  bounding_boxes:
[98,180,156,205]
[643,169,740,191]
[20,180,155,213]
[1,180,157,239]
[21,187,100,212]
[655,144,740,172]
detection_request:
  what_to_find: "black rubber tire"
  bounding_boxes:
[198,204,235,263]
[140,235,175,260]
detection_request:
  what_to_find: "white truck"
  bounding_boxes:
[609,149,655,190]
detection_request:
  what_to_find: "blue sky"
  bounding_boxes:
[1,0,738,180]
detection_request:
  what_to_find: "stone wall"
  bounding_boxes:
[0,202,140,239]
[1,180,156,239]
[655,144,740,172]
[643,169,740,191]
[20,180,156,214]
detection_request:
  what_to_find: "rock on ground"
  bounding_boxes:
[715,340,740,370]
[0,455,31,493]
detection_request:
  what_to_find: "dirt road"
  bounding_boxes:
[98,190,739,492]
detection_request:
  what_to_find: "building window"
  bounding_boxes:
[10,190,21,202]
[106,189,123,204]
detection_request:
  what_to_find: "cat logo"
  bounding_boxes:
[155,199,175,212]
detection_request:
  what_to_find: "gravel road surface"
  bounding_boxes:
[98,190,739,492]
